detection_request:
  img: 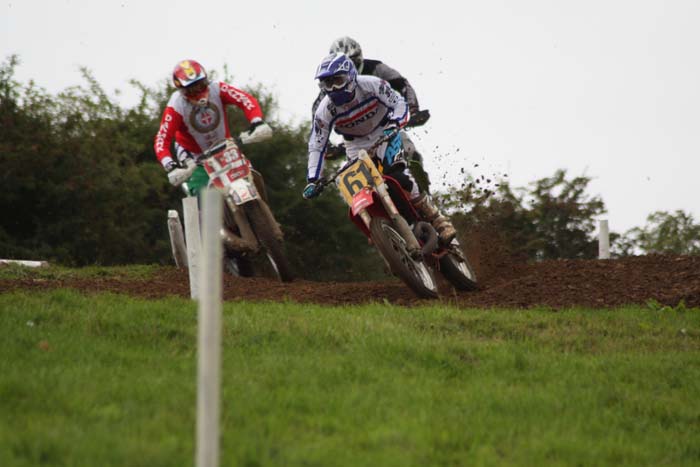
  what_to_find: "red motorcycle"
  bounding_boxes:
[313,128,477,298]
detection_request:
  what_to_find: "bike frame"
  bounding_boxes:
[333,150,422,255]
[347,174,420,238]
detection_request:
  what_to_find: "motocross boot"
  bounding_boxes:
[411,193,457,244]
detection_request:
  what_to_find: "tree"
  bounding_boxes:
[0,56,385,279]
[526,170,605,259]
[438,169,606,261]
[615,210,700,256]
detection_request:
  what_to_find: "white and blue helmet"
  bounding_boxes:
[315,53,357,106]
[329,36,363,72]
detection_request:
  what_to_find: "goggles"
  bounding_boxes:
[183,79,208,97]
[319,74,349,92]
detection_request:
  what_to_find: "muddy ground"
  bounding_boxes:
[1,254,698,309]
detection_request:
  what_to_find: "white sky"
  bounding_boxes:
[2,0,698,233]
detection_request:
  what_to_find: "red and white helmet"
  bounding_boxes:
[172,59,210,106]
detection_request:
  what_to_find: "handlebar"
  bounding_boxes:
[171,137,239,183]
[315,126,402,192]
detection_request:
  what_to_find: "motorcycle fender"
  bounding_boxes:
[351,188,374,217]
[228,178,259,205]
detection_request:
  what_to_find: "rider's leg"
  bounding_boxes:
[381,134,456,244]
[400,132,431,194]
[410,193,456,244]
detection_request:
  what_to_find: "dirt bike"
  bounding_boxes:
[324,109,432,193]
[173,138,294,282]
[313,127,477,298]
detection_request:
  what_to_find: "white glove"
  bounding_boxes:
[168,167,192,187]
[167,158,197,187]
[239,121,273,145]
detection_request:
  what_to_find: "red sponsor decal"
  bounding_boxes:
[155,114,173,154]
[351,188,374,216]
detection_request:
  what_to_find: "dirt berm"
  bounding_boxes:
[1,255,698,309]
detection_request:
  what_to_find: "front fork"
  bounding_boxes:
[360,183,422,259]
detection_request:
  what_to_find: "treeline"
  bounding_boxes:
[1,56,697,279]
[439,170,699,259]
[0,56,382,280]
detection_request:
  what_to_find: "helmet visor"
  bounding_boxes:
[319,73,350,92]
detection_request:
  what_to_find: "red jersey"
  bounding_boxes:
[154,81,263,168]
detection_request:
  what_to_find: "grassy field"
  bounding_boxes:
[1,289,699,466]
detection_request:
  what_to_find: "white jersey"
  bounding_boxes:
[307,75,409,181]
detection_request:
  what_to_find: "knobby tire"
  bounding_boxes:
[369,217,438,299]
[244,200,294,282]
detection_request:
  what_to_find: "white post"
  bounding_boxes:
[598,219,610,259]
[183,197,201,299]
[0,259,48,268]
[196,189,223,467]
[167,210,188,268]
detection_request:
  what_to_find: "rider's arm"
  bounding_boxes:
[154,105,185,170]
[307,107,333,182]
[373,62,420,113]
[311,90,324,119]
[217,81,264,123]
[374,79,410,127]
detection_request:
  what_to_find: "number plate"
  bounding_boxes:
[204,145,251,186]
[335,157,383,205]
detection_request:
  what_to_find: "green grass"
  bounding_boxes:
[1,291,699,466]
[0,263,161,281]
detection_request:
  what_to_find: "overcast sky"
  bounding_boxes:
[2,0,698,233]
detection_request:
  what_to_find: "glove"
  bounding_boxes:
[164,160,178,172]
[165,158,197,187]
[168,167,192,187]
[407,109,430,127]
[303,182,322,200]
[239,120,273,144]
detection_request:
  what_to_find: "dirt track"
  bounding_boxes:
[1,255,698,309]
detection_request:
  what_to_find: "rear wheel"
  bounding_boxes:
[439,240,478,291]
[244,200,294,282]
[369,217,438,299]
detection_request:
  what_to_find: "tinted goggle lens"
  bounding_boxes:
[319,74,348,91]
[183,80,208,96]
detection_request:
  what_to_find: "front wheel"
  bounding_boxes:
[370,217,438,299]
[439,240,478,291]
[244,200,294,282]
[223,254,255,278]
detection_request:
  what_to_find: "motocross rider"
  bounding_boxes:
[312,37,430,191]
[154,59,273,195]
[303,53,456,244]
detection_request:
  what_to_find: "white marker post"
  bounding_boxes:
[167,210,188,268]
[0,259,48,268]
[196,189,223,467]
[183,197,201,299]
[598,219,610,259]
